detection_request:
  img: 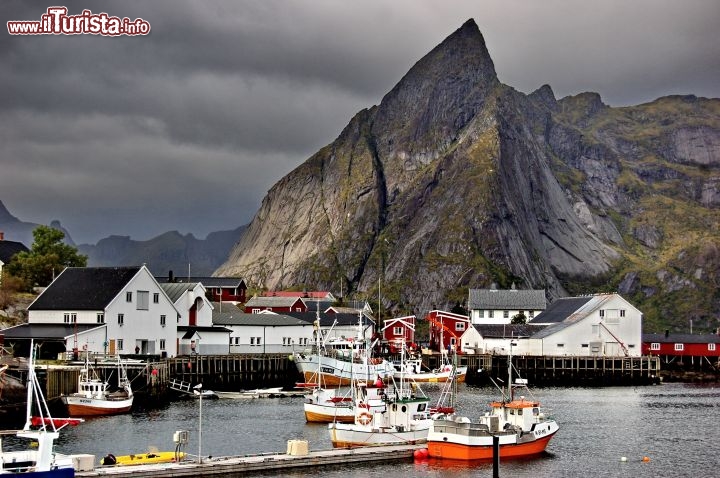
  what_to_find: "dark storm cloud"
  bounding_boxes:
[1,0,718,243]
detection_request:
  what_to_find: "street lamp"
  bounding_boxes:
[193,383,203,463]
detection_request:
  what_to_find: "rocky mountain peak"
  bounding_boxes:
[216,21,720,331]
[372,18,498,158]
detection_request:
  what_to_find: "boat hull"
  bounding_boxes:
[427,429,557,460]
[394,366,468,383]
[62,396,133,416]
[295,354,393,387]
[329,424,429,448]
[304,404,355,423]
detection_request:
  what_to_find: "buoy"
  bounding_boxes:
[414,448,429,460]
[620,456,627,462]
[642,456,650,462]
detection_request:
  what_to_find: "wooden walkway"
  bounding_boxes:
[75,444,424,477]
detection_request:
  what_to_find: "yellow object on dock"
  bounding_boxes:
[107,451,185,466]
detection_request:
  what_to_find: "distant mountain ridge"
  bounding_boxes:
[0,200,75,246]
[77,227,246,276]
[0,200,245,277]
[215,19,720,332]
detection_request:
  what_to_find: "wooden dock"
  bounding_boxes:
[75,444,424,477]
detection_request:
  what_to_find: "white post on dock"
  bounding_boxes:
[193,383,203,463]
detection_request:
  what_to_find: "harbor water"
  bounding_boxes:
[6,382,719,477]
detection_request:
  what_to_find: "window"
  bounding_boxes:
[455,322,466,331]
[159,339,166,351]
[650,342,660,351]
[478,310,484,318]
[488,310,494,318]
[709,343,716,352]
[591,324,600,336]
[674,343,684,351]
[528,311,535,318]
[283,337,293,346]
[256,337,262,346]
[118,313,124,325]
[503,310,509,319]
[118,339,124,350]
[628,344,635,348]
[250,337,255,345]
[599,309,604,317]
[299,338,308,346]
[153,293,159,304]
[63,313,77,324]
[251,337,262,346]
[581,343,589,348]
[393,326,404,336]
[137,291,149,310]
[64,313,70,323]
[557,343,565,348]
[295,307,302,312]
[126,291,132,302]
[97,313,104,323]
[620,309,626,318]
[160,315,166,327]
[252,308,260,314]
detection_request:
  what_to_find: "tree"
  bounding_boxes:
[511,312,527,324]
[6,226,87,289]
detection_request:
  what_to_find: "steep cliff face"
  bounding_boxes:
[216,20,720,330]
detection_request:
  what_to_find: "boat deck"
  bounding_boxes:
[76,444,424,477]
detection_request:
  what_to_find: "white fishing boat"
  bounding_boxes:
[0,341,75,477]
[328,339,432,447]
[301,311,388,422]
[293,314,394,387]
[392,357,468,383]
[427,343,559,460]
[61,356,133,416]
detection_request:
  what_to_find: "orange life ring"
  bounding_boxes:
[357,412,372,426]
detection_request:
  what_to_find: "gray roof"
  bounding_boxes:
[0,323,104,340]
[643,333,720,344]
[473,323,547,338]
[468,288,546,310]
[528,297,593,324]
[213,312,309,327]
[161,282,199,302]
[177,325,232,339]
[29,267,142,311]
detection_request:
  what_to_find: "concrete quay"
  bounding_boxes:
[76,444,425,477]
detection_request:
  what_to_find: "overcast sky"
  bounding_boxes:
[2,0,718,244]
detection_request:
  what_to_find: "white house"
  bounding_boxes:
[460,324,544,355]
[460,293,643,357]
[528,293,643,357]
[161,284,231,355]
[17,266,180,357]
[468,284,547,325]
[214,310,314,354]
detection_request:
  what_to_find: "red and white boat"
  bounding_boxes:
[61,356,133,416]
[427,346,559,460]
